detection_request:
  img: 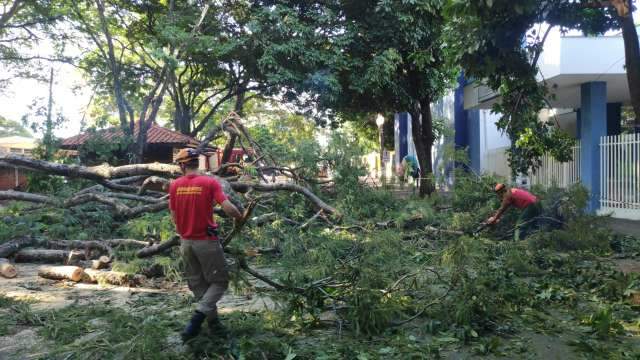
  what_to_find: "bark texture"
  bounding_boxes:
[14,249,69,263]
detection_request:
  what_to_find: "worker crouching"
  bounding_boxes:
[485,183,542,241]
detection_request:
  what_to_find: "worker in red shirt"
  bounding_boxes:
[170,148,243,341]
[485,183,542,241]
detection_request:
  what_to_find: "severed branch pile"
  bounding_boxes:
[0,113,338,288]
[0,118,337,218]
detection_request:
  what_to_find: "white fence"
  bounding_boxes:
[529,143,581,188]
[599,133,640,220]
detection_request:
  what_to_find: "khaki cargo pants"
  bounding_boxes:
[180,239,229,319]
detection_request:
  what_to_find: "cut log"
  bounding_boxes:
[38,266,84,282]
[82,269,142,286]
[91,256,111,270]
[0,236,36,258]
[14,249,69,263]
[66,250,86,265]
[136,235,180,258]
[0,258,17,278]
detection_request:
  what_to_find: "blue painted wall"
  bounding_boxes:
[467,109,481,174]
[580,82,607,212]
[454,75,468,151]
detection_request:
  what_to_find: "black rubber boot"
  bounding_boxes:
[181,311,206,342]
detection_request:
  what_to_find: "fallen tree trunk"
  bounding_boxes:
[0,258,17,278]
[47,240,114,261]
[38,265,84,282]
[0,190,56,205]
[0,236,35,258]
[136,235,180,258]
[0,153,182,180]
[82,269,142,286]
[14,249,69,263]
[0,190,169,219]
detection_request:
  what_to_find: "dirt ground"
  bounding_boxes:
[0,263,275,359]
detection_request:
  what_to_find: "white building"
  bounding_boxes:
[396,28,640,220]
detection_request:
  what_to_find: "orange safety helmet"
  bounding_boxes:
[174,148,200,164]
[494,183,506,193]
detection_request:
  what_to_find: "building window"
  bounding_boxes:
[9,148,23,154]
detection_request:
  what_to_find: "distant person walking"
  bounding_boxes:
[400,154,420,187]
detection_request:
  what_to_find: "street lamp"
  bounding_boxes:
[376,114,385,181]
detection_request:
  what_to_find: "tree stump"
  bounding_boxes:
[66,250,86,265]
[0,258,17,278]
[38,266,84,282]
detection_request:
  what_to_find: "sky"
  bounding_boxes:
[0,62,91,139]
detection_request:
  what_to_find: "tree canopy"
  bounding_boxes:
[0,115,30,137]
[446,0,639,173]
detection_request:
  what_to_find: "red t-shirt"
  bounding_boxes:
[169,174,228,240]
[509,188,538,209]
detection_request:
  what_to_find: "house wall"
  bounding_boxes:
[143,145,175,164]
[0,167,28,190]
[0,136,36,190]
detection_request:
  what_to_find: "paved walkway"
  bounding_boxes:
[607,218,640,237]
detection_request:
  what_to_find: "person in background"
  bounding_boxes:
[400,154,420,187]
[485,183,542,241]
[170,148,244,341]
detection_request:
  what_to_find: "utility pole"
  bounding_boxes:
[45,67,54,160]
[376,114,385,181]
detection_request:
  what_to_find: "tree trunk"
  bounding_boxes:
[409,97,435,197]
[38,266,84,282]
[0,236,36,258]
[174,106,191,135]
[44,67,54,160]
[220,134,238,166]
[220,90,247,166]
[621,0,640,130]
[14,249,69,263]
[95,0,130,134]
[0,258,17,278]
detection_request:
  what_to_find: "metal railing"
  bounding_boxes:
[529,143,581,188]
[600,133,640,220]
